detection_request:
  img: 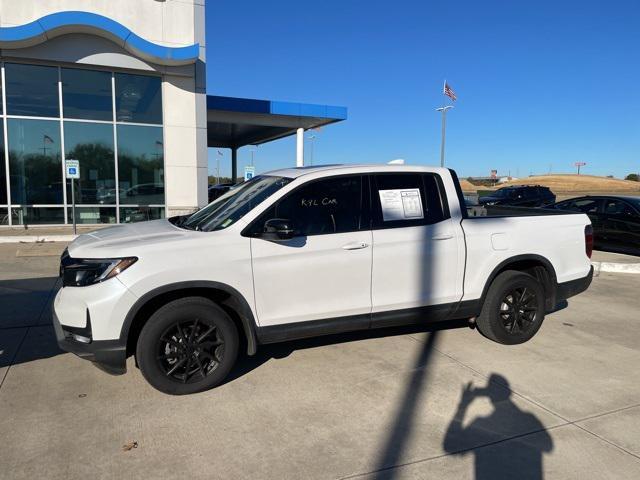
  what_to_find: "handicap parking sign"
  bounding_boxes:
[65,159,80,179]
[244,166,255,181]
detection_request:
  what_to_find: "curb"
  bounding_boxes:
[592,261,640,275]
[0,235,78,243]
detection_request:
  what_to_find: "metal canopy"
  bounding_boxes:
[207,95,347,149]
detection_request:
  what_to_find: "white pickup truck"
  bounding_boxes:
[54,165,594,394]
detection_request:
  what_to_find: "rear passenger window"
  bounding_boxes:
[604,200,633,216]
[259,175,366,236]
[573,199,601,213]
[372,173,447,228]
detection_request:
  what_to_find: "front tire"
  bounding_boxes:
[476,270,546,345]
[136,297,239,395]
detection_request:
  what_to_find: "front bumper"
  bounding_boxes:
[556,265,594,302]
[53,308,127,375]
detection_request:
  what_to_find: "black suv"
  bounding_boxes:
[208,183,235,203]
[479,185,556,207]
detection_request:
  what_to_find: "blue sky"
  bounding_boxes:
[206,0,640,179]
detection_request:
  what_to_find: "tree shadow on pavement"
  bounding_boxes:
[0,276,62,371]
[442,374,554,480]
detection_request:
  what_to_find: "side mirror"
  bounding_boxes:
[263,218,296,240]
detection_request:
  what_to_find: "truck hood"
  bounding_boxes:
[68,219,190,258]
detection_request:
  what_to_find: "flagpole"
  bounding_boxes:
[436,104,453,167]
[440,107,446,167]
[437,81,455,167]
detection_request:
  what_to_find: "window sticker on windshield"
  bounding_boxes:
[378,189,424,221]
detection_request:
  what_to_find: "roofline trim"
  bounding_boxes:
[207,95,347,120]
[0,11,200,66]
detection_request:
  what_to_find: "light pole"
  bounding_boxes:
[436,105,453,167]
[307,133,316,166]
[216,150,222,184]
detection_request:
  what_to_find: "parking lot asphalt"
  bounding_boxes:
[1,242,639,479]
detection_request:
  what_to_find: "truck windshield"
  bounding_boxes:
[180,175,293,232]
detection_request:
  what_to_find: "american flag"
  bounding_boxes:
[43,134,54,144]
[443,81,457,101]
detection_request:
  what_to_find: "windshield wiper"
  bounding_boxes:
[170,215,198,230]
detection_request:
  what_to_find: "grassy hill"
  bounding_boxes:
[499,174,640,194]
[459,179,479,191]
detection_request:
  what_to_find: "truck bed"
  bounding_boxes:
[459,210,592,302]
[466,205,571,218]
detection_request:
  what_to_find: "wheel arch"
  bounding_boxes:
[121,281,258,357]
[480,254,558,312]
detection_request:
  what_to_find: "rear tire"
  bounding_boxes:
[136,297,238,395]
[476,270,545,345]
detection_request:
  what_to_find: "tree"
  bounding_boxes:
[625,173,639,182]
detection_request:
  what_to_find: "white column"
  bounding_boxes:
[296,127,304,167]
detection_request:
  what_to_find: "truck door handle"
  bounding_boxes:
[342,241,369,250]
[432,233,453,241]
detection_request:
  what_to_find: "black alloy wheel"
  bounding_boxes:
[157,318,225,383]
[476,270,546,345]
[137,297,239,395]
[498,286,539,335]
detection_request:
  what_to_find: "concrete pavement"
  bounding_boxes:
[0,243,639,479]
[0,226,105,243]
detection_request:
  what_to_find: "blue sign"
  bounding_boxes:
[65,159,80,179]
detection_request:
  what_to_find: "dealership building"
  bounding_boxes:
[0,1,346,226]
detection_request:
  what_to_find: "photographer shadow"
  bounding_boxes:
[443,374,553,480]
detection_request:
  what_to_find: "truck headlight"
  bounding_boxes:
[62,257,137,287]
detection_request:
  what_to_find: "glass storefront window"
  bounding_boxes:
[5,63,59,118]
[62,68,113,121]
[67,207,117,224]
[7,119,63,205]
[64,122,115,205]
[117,125,164,205]
[1,63,166,226]
[115,73,162,124]
[0,120,6,205]
[120,206,164,223]
[11,207,65,225]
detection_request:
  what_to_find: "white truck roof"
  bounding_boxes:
[264,163,450,179]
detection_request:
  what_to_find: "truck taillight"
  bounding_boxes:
[585,224,593,259]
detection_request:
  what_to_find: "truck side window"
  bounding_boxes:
[372,173,447,229]
[259,175,365,236]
